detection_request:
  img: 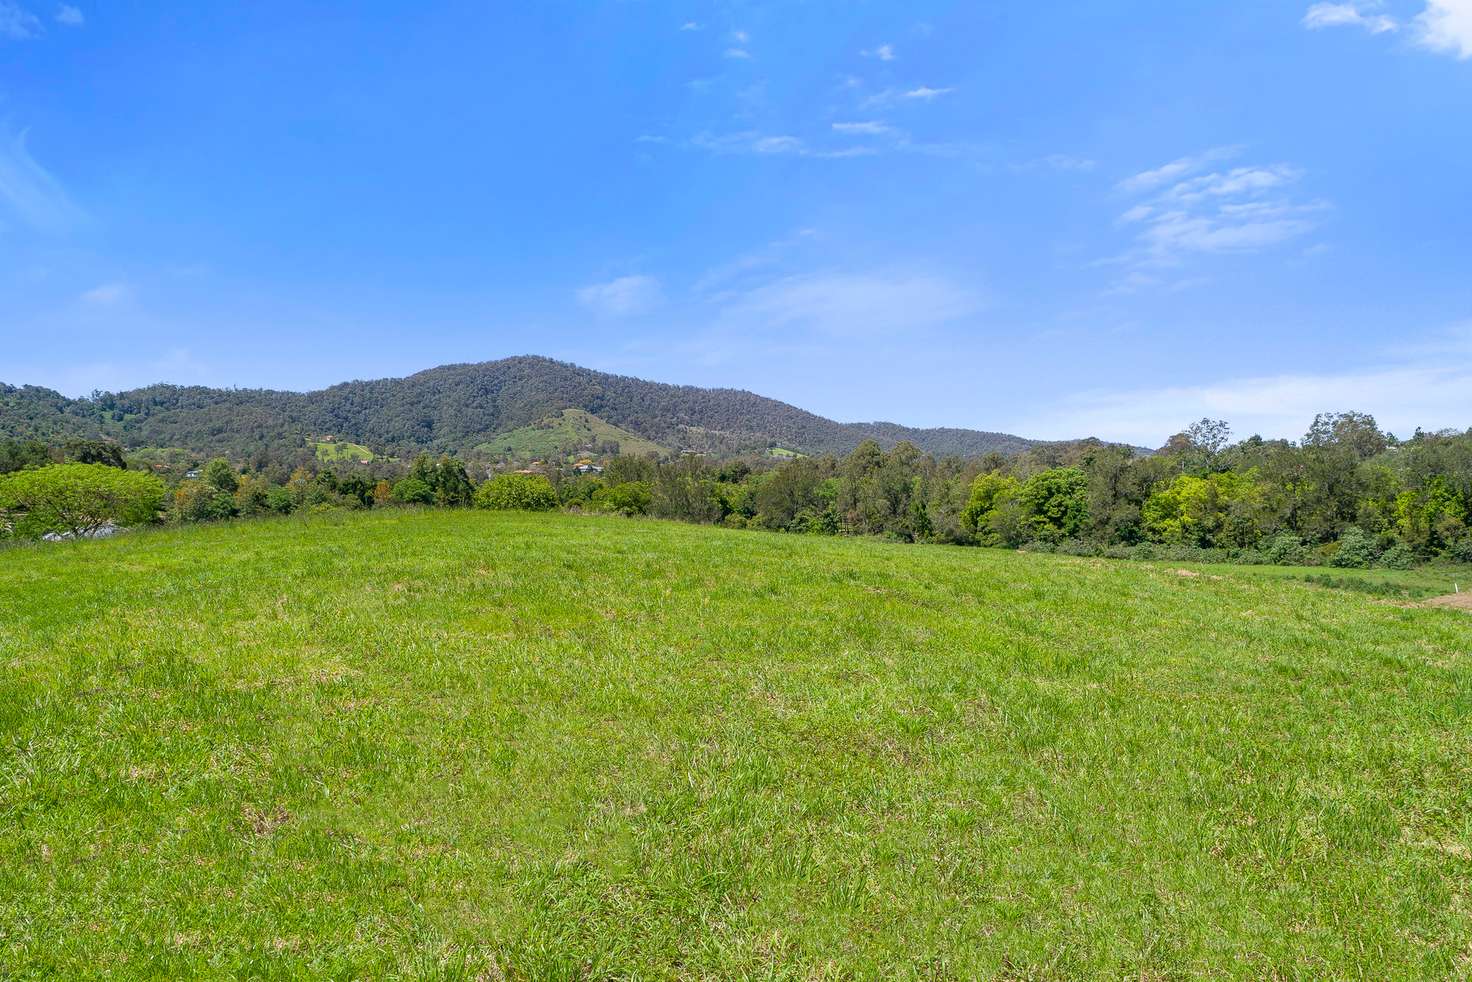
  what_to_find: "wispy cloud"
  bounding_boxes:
[861,43,896,61]
[1015,153,1098,174]
[54,3,81,26]
[691,227,819,297]
[1105,150,1326,287]
[0,127,86,234]
[1015,341,1472,445]
[860,85,956,109]
[576,275,663,317]
[1115,146,1243,194]
[1302,2,1398,34]
[679,20,701,32]
[1,1,41,39]
[689,130,876,159]
[720,271,982,338]
[831,121,895,137]
[723,47,751,60]
[80,281,130,305]
[904,85,953,101]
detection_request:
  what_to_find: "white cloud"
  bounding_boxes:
[1416,0,1472,58]
[80,282,129,305]
[691,228,819,297]
[1014,153,1097,174]
[1107,150,1324,280]
[0,127,86,234]
[0,1,41,39]
[54,3,81,26]
[731,29,749,43]
[690,130,876,159]
[860,85,956,109]
[722,271,982,337]
[831,121,894,136]
[904,85,953,100]
[1302,2,1398,34]
[1303,1,1472,58]
[1015,356,1472,445]
[679,20,700,32]
[576,275,663,317]
[723,47,751,59]
[1116,146,1242,194]
[862,43,896,61]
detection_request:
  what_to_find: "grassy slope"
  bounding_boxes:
[315,440,376,463]
[475,408,665,460]
[1225,561,1471,600]
[2,511,1470,978]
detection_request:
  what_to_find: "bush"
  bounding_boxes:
[1330,526,1379,569]
[0,463,166,539]
[1263,532,1308,566]
[595,481,653,516]
[1448,538,1472,564]
[1375,543,1415,570]
[265,486,295,514]
[475,473,558,511]
[391,477,435,505]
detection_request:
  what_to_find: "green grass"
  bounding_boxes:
[1224,561,1471,600]
[3,510,1471,978]
[475,408,665,460]
[314,440,376,463]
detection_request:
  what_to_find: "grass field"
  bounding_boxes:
[3,510,1471,978]
[475,409,665,461]
[315,440,377,464]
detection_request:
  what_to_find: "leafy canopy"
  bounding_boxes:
[0,464,165,539]
[474,473,558,511]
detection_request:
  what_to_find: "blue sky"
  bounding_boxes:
[1,1,1469,445]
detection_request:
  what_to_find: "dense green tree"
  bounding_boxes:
[595,482,653,516]
[961,472,1023,546]
[63,438,127,469]
[203,458,239,494]
[1019,467,1089,542]
[0,439,51,474]
[475,473,558,511]
[391,477,435,505]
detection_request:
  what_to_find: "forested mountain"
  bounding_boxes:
[0,356,1059,459]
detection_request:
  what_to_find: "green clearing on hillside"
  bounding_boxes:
[475,408,665,460]
[2,511,1470,978]
[314,440,376,463]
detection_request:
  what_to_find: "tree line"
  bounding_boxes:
[4,412,1470,569]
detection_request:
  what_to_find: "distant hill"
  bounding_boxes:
[0,355,1069,459]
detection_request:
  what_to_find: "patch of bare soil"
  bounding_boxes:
[1425,593,1472,611]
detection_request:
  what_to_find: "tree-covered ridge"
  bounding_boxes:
[0,356,1049,459]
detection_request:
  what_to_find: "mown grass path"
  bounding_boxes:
[2,510,1470,978]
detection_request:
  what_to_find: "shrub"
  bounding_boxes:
[265,486,295,514]
[390,477,435,505]
[1375,543,1415,570]
[1330,526,1379,569]
[475,473,558,511]
[595,481,653,516]
[0,463,166,539]
[1262,532,1308,566]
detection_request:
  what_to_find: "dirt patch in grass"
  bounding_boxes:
[1425,592,1472,611]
